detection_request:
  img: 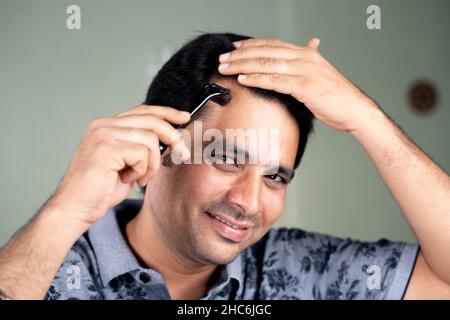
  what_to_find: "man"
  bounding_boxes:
[0,33,449,300]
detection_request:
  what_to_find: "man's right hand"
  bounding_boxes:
[47,105,191,226]
[0,105,191,299]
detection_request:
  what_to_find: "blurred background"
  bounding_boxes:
[1,0,449,246]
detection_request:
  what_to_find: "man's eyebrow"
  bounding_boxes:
[203,140,295,179]
[202,140,252,160]
[266,165,295,181]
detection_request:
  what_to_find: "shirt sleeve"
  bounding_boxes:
[45,235,103,300]
[263,228,419,300]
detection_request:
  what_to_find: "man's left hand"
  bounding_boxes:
[218,38,380,134]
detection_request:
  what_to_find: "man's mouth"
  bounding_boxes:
[205,211,251,243]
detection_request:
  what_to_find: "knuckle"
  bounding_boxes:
[146,131,158,143]
[137,160,148,173]
[91,126,110,141]
[133,166,146,178]
[134,104,150,112]
[235,47,247,57]
[97,140,110,152]
[145,131,161,150]
[170,130,183,144]
[299,76,311,87]
[267,38,280,46]
[126,128,143,142]
[93,141,112,160]
[88,117,104,130]
[143,113,157,124]
[261,45,273,52]
[259,57,273,67]
[269,73,282,84]
[137,143,149,155]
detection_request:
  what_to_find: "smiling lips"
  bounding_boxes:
[206,211,251,242]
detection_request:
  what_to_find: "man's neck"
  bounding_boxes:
[125,203,217,300]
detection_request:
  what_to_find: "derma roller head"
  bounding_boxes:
[159,83,231,154]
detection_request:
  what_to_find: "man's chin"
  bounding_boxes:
[191,234,245,265]
[197,251,240,266]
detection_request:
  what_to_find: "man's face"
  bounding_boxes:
[146,80,299,266]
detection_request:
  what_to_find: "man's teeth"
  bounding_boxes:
[211,214,246,230]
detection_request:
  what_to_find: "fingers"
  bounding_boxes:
[219,45,301,63]
[101,127,160,151]
[219,39,321,77]
[233,38,300,50]
[236,73,305,97]
[113,140,151,184]
[108,127,189,186]
[89,105,192,187]
[107,114,187,150]
[219,37,320,77]
[116,105,190,123]
[219,57,299,76]
[233,37,320,51]
[114,105,191,157]
[218,37,322,100]
[91,127,158,186]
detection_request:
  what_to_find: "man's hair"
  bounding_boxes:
[141,32,314,191]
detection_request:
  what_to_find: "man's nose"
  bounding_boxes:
[224,171,263,216]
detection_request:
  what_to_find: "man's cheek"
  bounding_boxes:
[190,165,233,193]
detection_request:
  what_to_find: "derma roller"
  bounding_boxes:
[159,83,231,154]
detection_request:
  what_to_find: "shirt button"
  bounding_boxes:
[139,272,151,284]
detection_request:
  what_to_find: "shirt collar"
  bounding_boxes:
[88,199,244,292]
[88,199,143,285]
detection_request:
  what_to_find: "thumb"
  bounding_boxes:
[305,37,320,49]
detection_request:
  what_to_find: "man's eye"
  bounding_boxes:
[218,154,237,165]
[210,152,238,166]
[266,174,287,185]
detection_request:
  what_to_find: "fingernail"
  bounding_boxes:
[233,41,242,48]
[238,74,248,80]
[181,111,191,118]
[219,53,230,62]
[219,63,230,70]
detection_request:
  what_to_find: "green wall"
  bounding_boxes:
[1,0,449,246]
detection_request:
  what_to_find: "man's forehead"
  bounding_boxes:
[185,79,300,168]
[199,81,288,127]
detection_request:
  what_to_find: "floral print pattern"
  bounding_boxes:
[45,201,419,300]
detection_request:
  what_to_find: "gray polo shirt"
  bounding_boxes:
[45,199,419,300]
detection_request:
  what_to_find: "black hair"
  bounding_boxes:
[141,32,314,191]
